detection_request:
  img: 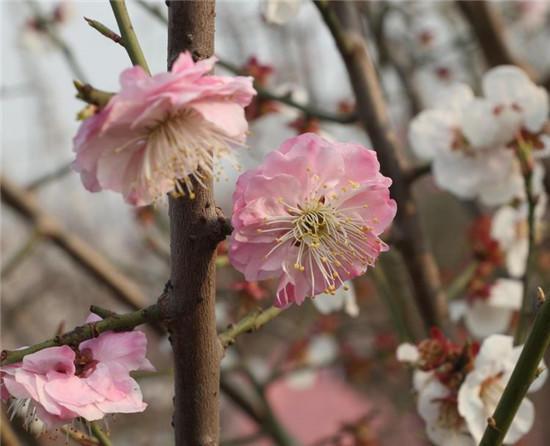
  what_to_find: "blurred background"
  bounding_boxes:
[1,1,550,445]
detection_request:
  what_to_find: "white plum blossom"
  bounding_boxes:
[312,281,359,317]
[458,335,547,444]
[409,83,523,205]
[409,65,549,206]
[463,66,549,149]
[449,279,522,339]
[396,341,476,445]
[417,378,476,446]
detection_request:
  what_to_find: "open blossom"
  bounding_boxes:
[458,335,547,444]
[409,84,524,205]
[396,329,478,446]
[73,52,256,206]
[463,65,549,149]
[229,133,396,307]
[1,315,153,430]
[449,278,522,339]
[409,66,548,206]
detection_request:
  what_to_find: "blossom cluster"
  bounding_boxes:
[397,331,547,445]
[409,65,548,206]
[1,315,153,431]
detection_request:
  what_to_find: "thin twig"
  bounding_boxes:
[85,17,123,46]
[1,229,42,279]
[1,176,152,312]
[1,303,161,366]
[109,0,150,73]
[61,426,99,445]
[219,306,284,348]
[26,0,88,82]
[91,422,112,446]
[479,290,550,446]
[73,81,113,107]
[26,161,72,190]
[514,142,537,344]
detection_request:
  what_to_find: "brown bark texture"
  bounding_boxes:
[162,2,225,445]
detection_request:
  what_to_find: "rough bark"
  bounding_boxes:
[319,2,448,331]
[162,2,224,445]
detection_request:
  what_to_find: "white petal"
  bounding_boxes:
[478,155,523,206]
[409,109,458,160]
[464,301,514,339]
[396,343,419,363]
[449,300,468,322]
[520,86,549,133]
[343,285,360,317]
[482,66,533,103]
[529,364,548,393]
[312,292,345,314]
[488,279,523,309]
[458,371,489,443]
[506,240,528,278]
[417,379,449,425]
[503,397,534,444]
[439,83,475,113]
[460,99,503,149]
[490,206,518,249]
[475,335,514,369]
[262,0,302,25]
[307,334,338,366]
[432,152,484,200]
[413,370,434,392]
[311,282,357,316]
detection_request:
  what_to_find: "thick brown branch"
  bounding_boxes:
[315,2,448,332]
[162,2,222,445]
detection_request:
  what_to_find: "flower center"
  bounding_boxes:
[74,348,98,378]
[436,396,464,431]
[117,108,242,201]
[261,194,379,295]
[479,372,505,415]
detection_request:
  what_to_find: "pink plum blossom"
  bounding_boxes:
[228,133,397,307]
[1,315,153,430]
[73,52,256,206]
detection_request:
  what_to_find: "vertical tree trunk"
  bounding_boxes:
[163,2,223,445]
